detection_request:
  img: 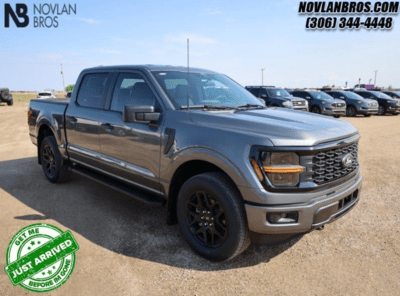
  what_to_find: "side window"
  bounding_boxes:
[77,73,110,109]
[357,92,368,99]
[251,88,261,97]
[294,92,306,99]
[111,73,158,112]
[260,89,268,97]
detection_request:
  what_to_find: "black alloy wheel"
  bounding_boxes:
[40,136,70,183]
[311,106,321,114]
[177,172,250,261]
[185,191,228,248]
[346,106,356,117]
[42,144,57,178]
[378,105,386,115]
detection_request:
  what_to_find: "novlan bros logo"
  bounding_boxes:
[4,3,77,28]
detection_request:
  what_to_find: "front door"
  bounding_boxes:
[99,72,163,193]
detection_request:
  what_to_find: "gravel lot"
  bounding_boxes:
[1,102,399,295]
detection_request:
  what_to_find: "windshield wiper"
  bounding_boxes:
[235,104,266,109]
[181,105,236,110]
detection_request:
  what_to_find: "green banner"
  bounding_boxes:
[4,230,79,286]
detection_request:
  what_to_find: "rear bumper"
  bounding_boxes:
[30,134,37,145]
[245,174,362,234]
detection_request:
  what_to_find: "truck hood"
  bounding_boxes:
[189,108,358,146]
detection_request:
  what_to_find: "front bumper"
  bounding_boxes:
[387,105,400,113]
[244,174,362,234]
[357,106,378,115]
[292,106,309,112]
[321,108,346,116]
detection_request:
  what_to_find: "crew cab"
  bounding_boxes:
[245,86,308,111]
[28,65,362,261]
[291,90,346,118]
[352,90,400,115]
[325,90,378,117]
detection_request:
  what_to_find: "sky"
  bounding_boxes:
[0,0,399,91]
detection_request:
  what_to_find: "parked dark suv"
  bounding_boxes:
[325,90,378,117]
[291,90,346,118]
[379,90,400,99]
[246,86,308,111]
[352,90,400,115]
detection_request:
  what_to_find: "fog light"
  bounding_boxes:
[267,212,298,224]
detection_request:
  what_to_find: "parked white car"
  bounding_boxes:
[37,91,57,100]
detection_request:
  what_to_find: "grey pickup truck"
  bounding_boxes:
[28,65,362,261]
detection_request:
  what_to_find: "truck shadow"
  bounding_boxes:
[1,157,303,271]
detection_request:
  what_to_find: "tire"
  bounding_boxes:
[346,106,356,117]
[40,136,70,183]
[7,100,13,106]
[177,172,250,261]
[393,113,398,116]
[378,105,386,115]
[333,115,341,118]
[311,106,321,114]
[364,114,371,117]
[1,90,9,101]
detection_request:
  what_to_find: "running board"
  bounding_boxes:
[70,165,165,206]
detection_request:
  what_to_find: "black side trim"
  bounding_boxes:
[164,128,176,154]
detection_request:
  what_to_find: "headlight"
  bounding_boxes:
[304,100,308,105]
[282,101,293,108]
[253,152,305,187]
[357,100,362,103]
[321,100,325,104]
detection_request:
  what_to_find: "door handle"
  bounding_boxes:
[100,123,113,131]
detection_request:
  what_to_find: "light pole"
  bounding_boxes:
[61,63,66,92]
[261,68,265,86]
[369,79,372,84]
[358,78,361,88]
[373,70,378,86]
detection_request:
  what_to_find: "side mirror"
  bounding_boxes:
[257,98,266,106]
[123,105,160,125]
[261,94,267,98]
[340,96,345,99]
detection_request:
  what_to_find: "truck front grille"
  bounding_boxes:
[312,143,359,185]
[292,100,306,106]
[332,102,345,108]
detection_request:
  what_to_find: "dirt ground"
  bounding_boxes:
[0,102,399,296]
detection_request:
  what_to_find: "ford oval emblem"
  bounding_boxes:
[341,153,354,168]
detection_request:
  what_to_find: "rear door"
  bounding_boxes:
[65,72,112,168]
[98,72,163,193]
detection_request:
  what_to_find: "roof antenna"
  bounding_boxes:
[187,38,189,113]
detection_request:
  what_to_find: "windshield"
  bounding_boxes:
[152,71,263,108]
[374,91,393,99]
[395,91,400,97]
[310,91,333,100]
[345,92,365,100]
[267,89,291,97]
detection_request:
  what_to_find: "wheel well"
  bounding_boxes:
[166,160,240,225]
[37,125,55,164]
